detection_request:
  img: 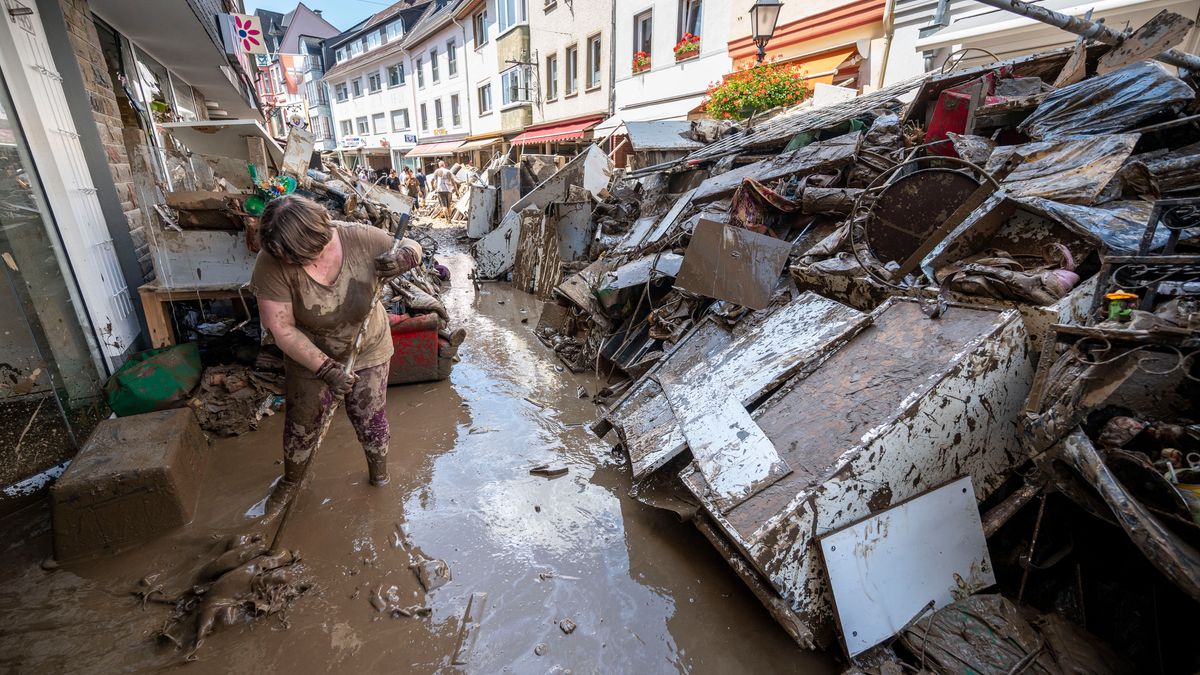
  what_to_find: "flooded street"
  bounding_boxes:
[0,225,835,674]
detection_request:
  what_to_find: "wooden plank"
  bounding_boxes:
[1053,8,1092,88]
[662,389,791,513]
[247,137,268,180]
[138,285,175,348]
[280,126,316,178]
[1096,10,1195,75]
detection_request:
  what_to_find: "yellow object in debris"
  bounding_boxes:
[1105,291,1139,301]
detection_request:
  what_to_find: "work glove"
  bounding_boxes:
[375,239,423,280]
[315,357,357,397]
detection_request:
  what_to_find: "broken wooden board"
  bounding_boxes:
[160,119,284,165]
[674,219,793,310]
[660,387,791,513]
[466,184,498,239]
[280,127,315,178]
[691,133,861,203]
[1097,10,1195,75]
[149,229,255,288]
[613,292,870,480]
[551,201,595,261]
[451,592,488,665]
[1052,9,1093,88]
[512,210,561,299]
[819,476,994,657]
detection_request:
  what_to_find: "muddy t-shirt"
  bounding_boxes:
[251,222,394,376]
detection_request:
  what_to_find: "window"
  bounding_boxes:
[430,48,440,83]
[307,80,328,105]
[498,0,527,33]
[371,113,386,134]
[416,57,425,87]
[367,72,382,93]
[678,0,702,39]
[386,21,403,42]
[391,109,410,131]
[434,99,444,129]
[335,47,346,63]
[315,115,333,140]
[634,10,653,57]
[545,53,558,99]
[356,116,369,134]
[501,66,531,106]
[334,82,349,102]
[447,39,457,77]
[350,40,363,57]
[351,78,362,97]
[366,31,381,50]
[387,63,405,87]
[478,83,493,113]
[340,119,353,137]
[420,103,428,130]
[451,94,461,127]
[565,45,578,94]
[587,35,602,89]
[473,10,488,46]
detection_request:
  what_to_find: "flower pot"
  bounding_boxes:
[633,61,651,74]
[674,50,699,63]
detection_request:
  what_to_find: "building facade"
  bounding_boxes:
[609,0,731,123]
[400,0,476,170]
[323,2,431,171]
[725,0,885,95]
[518,0,611,153]
[453,0,504,165]
[252,4,341,148]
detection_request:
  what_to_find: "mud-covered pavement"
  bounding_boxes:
[0,223,836,673]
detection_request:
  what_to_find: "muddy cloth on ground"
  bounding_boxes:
[283,362,389,465]
[1018,61,1195,141]
[935,248,1079,306]
[985,134,1139,204]
[105,343,203,417]
[251,222,399,373]
[900,594,1134,675]
[189,365,284,437]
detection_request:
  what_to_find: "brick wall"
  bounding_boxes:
[58,0,154,281]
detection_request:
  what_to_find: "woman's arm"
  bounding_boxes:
[259,297,330,372]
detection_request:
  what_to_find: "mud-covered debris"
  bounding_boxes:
[559,618,577,634]
[529,464,569,479]
[409,556,452,592]
[369,585,387,612]
[534,642,550,656]
[576,386,589,399]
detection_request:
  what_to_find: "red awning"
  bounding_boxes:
[510,117,603,145]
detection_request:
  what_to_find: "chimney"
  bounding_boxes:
[313,9,322,15]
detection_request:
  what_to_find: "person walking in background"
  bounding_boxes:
[432,159,458,222]
[402,167,421,208]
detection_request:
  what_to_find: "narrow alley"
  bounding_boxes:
[0,223,833,674]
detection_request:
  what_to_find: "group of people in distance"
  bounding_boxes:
[354,159,477,223]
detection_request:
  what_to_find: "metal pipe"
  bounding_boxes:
[876,0,898,88]
[972,0,1200,71]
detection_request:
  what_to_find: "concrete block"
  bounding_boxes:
[51,408,207,561]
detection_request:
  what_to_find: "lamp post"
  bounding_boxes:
[749,0,783,64]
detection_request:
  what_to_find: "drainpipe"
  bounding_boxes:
[876,0,897,89]
[452,15,475,142]
[607,0,617,118]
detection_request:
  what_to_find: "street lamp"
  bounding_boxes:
[749,0,783,64]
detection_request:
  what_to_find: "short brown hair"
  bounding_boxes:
[258,195,331,265]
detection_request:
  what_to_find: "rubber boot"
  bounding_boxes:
[263,457,306,520]
[366,452,390,486]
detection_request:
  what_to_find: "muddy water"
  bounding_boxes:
[0,226,836,674]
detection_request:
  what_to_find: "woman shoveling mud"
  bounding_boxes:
[252,194,423,515]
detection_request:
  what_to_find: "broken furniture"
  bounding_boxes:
[1021,323,1199,601]
[386,313,450,386]
[602,294,1033,648]
[138,283,254,348]
[51,408,207,561]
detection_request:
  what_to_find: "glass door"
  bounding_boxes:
[0,69,105,488]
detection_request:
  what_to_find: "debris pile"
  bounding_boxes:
[468,39,1200,669]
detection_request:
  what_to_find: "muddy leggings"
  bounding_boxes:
[283,363,390,466]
